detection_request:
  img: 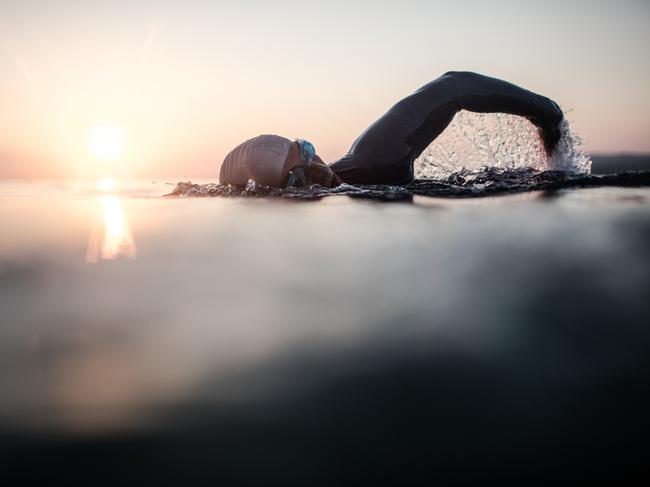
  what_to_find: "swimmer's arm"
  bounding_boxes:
[445,71,564,153]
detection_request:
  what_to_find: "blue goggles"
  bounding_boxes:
[296,139,316,164]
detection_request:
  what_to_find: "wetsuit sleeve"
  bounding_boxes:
[330,71,565,186]
[443,71,564,151]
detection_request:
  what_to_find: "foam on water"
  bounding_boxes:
[415,110,592,179]
[169,171,650,201]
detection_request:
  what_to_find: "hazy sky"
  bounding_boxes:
[0,0,648,179]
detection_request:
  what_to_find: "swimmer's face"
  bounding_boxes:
[282,142,338,188]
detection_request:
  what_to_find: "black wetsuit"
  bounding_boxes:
[330,71,564,185]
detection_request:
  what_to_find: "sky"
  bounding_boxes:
[0,0,648,179]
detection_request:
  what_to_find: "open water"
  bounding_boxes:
[2,116,649,484]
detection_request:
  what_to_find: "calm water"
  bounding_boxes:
[2,180,649,484]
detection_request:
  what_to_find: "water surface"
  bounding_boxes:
[2,180,649,484]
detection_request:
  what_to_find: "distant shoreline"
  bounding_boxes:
[591,154,650,174]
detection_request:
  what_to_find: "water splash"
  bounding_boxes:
[548,118,592,174]
[415,111,591,179]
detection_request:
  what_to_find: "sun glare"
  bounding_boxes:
[88,126,126,162]
[86,194,137,263]
[96,178,115,192]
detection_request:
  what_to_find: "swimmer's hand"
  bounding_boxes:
[539,100,564,155]
[540,123,562,155]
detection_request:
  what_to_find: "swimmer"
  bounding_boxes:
[219,71,564,188]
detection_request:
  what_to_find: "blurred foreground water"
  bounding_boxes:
[1,180,649,485]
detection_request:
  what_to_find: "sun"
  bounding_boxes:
[88,126,126,161]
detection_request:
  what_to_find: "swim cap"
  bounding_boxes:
[219,135,292,187]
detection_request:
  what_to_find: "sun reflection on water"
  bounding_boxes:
[86,180,137,263]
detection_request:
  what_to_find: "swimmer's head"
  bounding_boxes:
[219,135,338,188]
[219,134,292,187]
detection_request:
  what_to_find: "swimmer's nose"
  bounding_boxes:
[285,167,309,187]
